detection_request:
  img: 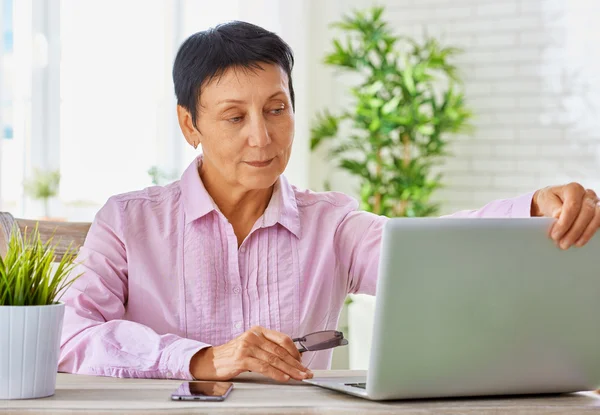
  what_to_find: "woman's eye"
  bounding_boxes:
[228,116,243,124]
[270,108,283,115]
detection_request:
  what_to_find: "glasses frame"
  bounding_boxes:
[292,330,349,353]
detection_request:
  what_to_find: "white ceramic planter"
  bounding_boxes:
[0,303,65,399]
[347,294,376,370]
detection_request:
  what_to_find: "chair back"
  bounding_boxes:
[0,212,91,261]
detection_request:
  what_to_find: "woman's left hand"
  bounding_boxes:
[532,183,600,249]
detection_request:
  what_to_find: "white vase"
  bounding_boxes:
[347,294,376,370]
[0,303,65,399]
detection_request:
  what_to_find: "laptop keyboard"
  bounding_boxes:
[345,382,366,389]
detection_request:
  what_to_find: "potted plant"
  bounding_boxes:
[311,7,472,217]
[23,169,61,220]
[0,225,80,399]
[147,165,179,186]
[311,7,472,368]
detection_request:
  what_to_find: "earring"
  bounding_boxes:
[193,142,198,150]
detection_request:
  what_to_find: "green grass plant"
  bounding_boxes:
[0,225,81,306]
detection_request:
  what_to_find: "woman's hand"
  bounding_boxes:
[190,326,313,382]
[532,183,600,249]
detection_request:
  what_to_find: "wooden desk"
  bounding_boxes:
[1,371,599,414]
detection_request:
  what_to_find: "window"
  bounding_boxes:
[0,0,19,214]
[1,0,13,140]
[59,0,172,219]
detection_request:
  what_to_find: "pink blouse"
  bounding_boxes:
[58,156,534,379]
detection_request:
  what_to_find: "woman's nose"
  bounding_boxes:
[247,116,272,148]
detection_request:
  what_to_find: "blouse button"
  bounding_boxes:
[233,286,241,294]
[240,246,246,253]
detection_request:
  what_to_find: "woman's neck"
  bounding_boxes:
[199,163,274,246]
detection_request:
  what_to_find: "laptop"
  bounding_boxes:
[305,218,600,400]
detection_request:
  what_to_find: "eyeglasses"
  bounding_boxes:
[292,330,349,353]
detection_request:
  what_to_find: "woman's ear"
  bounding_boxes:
[177,105,201,148]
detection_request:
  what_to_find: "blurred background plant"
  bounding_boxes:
[23,169,61,219]
[147,166,179,186]
[311,6,473,217]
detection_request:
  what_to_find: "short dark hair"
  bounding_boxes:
[172,21,295,128]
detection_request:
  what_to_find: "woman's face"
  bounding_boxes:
[178,63,294,191]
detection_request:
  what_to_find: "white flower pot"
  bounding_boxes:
[347,294,376,370]
[0,303,65,399]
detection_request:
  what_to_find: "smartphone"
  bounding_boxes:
[171,381,234,401]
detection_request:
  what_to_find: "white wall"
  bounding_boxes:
[307,0,600,215]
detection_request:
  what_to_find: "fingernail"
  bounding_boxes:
[552,231,560,240]
[560,240,569,250]
[575,239,584,247]
[283,374,290,381]
[300,371,307,378]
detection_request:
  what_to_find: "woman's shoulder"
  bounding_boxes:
[110,181,182,205]
[96,181,183,224]
[292,186,359,211]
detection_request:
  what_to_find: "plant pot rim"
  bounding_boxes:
[0,302,64,309]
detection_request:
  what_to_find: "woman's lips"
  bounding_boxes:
[245,158,274,168]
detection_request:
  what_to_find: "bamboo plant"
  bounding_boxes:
[311,7,473,217]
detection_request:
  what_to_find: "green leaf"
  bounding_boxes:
[417,125,435,136]
[363,80,384,96]
[311,110,341,150]
[381,95,401,115]
[329,140,366,158]
[339,159,369,179]
[389,114,412,125]
[371,6,384,22]
[369,118,381,132]
[402,56,416,96]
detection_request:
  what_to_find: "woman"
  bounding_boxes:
[58,21,600,383]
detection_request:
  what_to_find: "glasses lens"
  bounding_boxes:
[301,331,347,351]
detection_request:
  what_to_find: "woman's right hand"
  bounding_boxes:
[189,326,314,382]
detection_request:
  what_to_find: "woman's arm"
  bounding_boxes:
[334,192,535,296]
[441,192,534,219]
[58,197,208,379]
[334,210,387,296]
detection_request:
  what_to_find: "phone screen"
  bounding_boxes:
[171,381,234,401]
